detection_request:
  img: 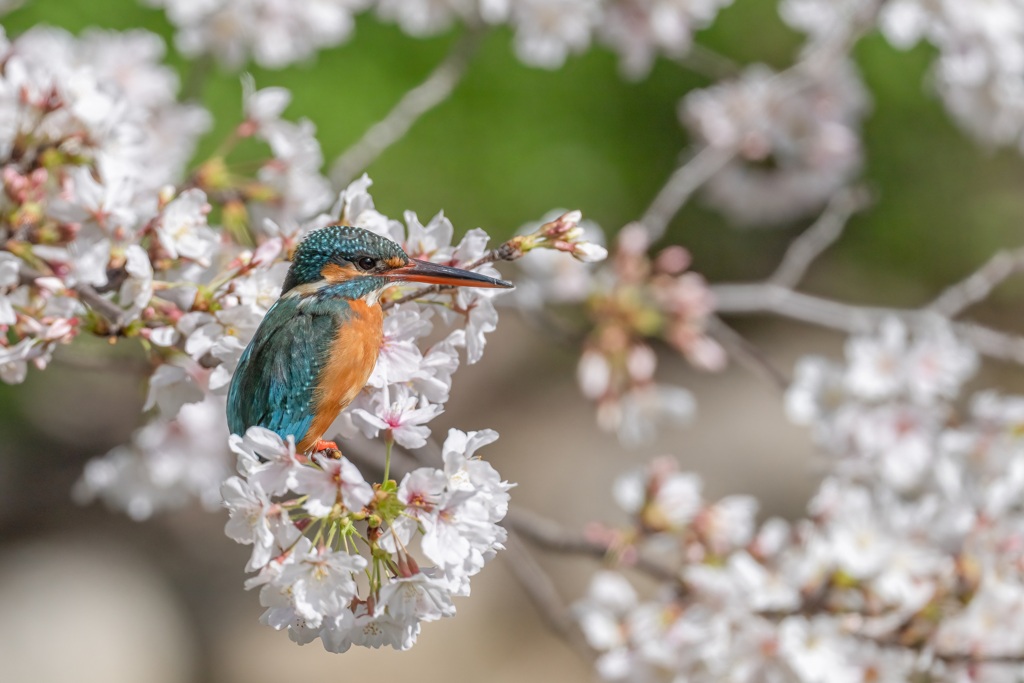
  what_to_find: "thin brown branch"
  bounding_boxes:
[330,27,484,188]
[931,651,1024,665]
[383,282,451,310]
[712,283,899,332]
[768,186,872,289]
[17,262,129,334]
[504,507,678,584]
[503,531,596,663]
[713,283,1024,366]
[706,315,790,390]
[383,283,443,311]
[639,145,734,243]
[927,246,1024,318]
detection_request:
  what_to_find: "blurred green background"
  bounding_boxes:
[2,1,1024,681]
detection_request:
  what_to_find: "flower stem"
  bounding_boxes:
[383,434,394,484]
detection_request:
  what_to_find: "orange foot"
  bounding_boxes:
[314,439,339,453]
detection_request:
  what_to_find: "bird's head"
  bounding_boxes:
[281,225,513,302]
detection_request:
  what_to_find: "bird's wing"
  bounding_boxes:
[227,297,338,444]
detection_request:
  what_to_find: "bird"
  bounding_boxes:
[226,225,512,453]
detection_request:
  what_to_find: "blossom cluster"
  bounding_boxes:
[222,426,511,651]
[786,317,978,490]
[681,61,868,226]
[0,25,208,383]
[783,0,1024,152]
[144,0,733,77]
[575,319,1024,681]
[522,218,723,445]
[509,209,713,446]
[878,0,1024,150]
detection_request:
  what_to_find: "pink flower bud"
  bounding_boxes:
[616,222,650,256]
[543,210,583,238]
[684,336,727,372]
[34,277,64,293]
[626,344,657,383]
[654,246,691,274]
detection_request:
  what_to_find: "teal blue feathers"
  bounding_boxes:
[227,291,367,443]
[228,296,324,442]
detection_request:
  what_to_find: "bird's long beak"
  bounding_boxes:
[389,258,513,289]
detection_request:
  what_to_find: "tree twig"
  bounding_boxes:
[706,315,790,390]
[504,507,678,584]
[17,262,129,335]
[330,26,484,188]
[639,145,734,243]
[713,282,1024,366]
[503,531,596,663]
[927,246,1024,318]
[768,186,872,289]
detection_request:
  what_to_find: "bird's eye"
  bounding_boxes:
[356,256,376,271]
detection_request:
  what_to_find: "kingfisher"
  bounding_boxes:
[226,225,512,453]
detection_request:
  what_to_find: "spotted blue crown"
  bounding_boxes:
[282,225,408,294]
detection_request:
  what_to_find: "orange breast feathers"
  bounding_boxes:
[299,300,384,452]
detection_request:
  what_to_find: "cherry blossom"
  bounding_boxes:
[576,319,1024,680]
[225,427,511,652]
[682,61,868,226]
[74,396,232,520]
[143,0,372,69]
[599,0,734,78]
[229,426,302,496]
[349,384,444,449]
